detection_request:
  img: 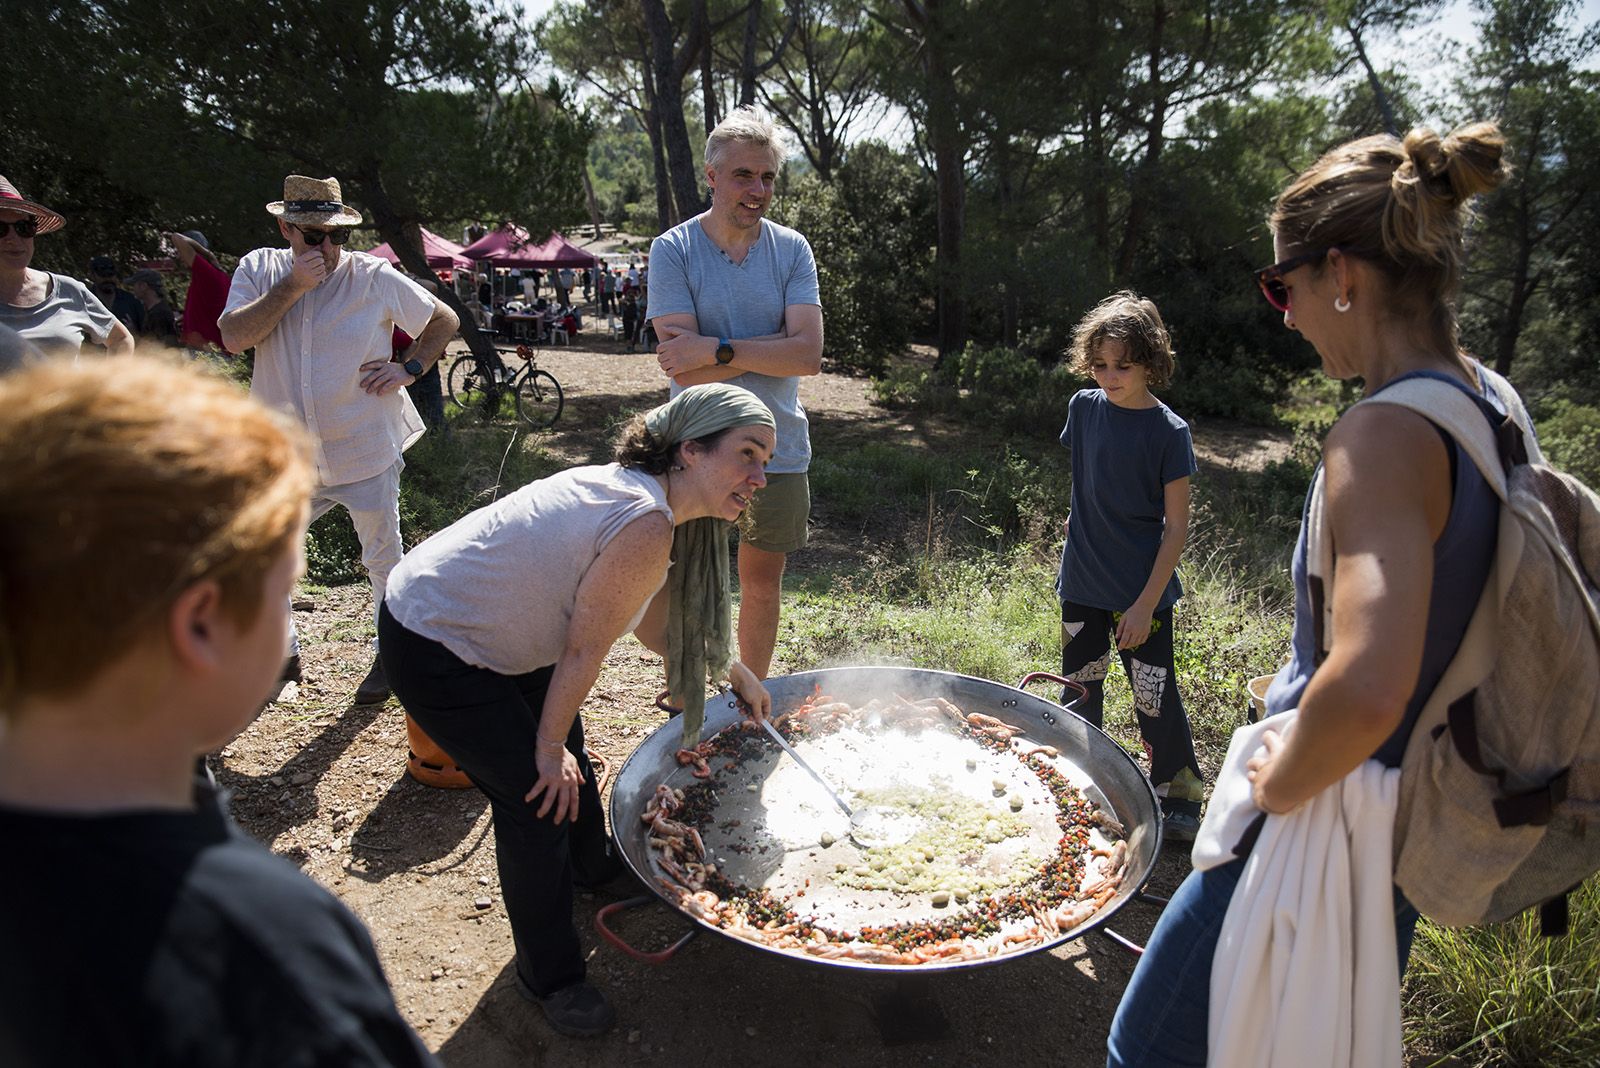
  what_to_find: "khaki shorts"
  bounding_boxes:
[739,471,810,554]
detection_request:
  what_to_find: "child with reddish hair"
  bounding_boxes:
[0,357,436,1067]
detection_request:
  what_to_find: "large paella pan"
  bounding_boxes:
[606,667,1162,971]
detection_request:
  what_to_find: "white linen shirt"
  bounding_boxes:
[227,248,435,486]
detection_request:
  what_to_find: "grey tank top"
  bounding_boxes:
[385,464,672,674]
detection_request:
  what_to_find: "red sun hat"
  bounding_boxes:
[0,176,65,235]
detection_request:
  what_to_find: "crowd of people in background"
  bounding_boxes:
[474,259,651,351]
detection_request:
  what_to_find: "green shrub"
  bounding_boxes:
[769,143,935,376]
[811,439,1069,555]
[1535,398,1600,491]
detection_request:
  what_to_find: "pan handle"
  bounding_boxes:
[1097,927,1146,956]
[1016,671,1088,706]
[655,689,684,716]
[1094,889,1170,957]
[593,895,697,965]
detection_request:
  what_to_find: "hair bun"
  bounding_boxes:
[1403,122,1509,206]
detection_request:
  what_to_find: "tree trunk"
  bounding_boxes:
[996,133,1019,348]
[582,164,604,239]
[1116,0,1167,281]
[740,0,762,106]
[911,0,966,364]
[1087,103,1110,276]
[1347,20,1399,137]
[702,23,720,132]
[638,30,675,233]
[641,0,709,223]
[1495,183,1538,377]
[362,175,488,368]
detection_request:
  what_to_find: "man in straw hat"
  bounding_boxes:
[220,175,459,705]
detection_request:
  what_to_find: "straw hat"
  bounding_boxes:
[265,175,363,227]
[0,175,65,235]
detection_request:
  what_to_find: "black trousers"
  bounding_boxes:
[378,603,619,996]
[404,363,444,429]
[1059,599,1201,794]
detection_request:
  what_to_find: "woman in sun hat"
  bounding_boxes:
[0,175,134,360]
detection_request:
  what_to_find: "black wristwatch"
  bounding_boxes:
[715,337,735,365]
[403,357,425,378]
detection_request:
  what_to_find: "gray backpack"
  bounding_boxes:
[1305,368,1600,933]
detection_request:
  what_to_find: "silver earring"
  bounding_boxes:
[1335,296,1351,313]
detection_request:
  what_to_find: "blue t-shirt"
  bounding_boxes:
[648,216,821,474]
[1056,389,1198,612]
[1264,369,1506,767]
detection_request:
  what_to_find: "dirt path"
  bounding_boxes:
[223,339,1285,1067]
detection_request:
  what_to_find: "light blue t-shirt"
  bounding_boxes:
[1056,388,1198,612]
[648,216,821,474]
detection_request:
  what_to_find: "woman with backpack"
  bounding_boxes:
[1107,121,1523,1066]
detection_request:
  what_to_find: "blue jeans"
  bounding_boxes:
[1106,856,1421,1067]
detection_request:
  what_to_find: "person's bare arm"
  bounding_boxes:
[634,585,670,657]
[103,320,135,357]
[526,512,674,822]
[654,303,823,384]
[1117,477,1190,649]
[217,252,324,352]
[634,577,771,722]
[164,231,221,272]
[359,297,460,395]
[1246,407,1453,813]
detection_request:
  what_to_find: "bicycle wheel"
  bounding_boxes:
[446,355,496,417]
[515,369,564,429]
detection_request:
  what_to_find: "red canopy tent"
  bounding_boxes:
[460,225,597,268]
[369,226,471,270]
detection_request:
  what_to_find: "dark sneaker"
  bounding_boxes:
[1160,798,1203,843]
[281,654,302,684]
[516,977,616,1038]
[353,653,391,705]
[1162,809,1201,843]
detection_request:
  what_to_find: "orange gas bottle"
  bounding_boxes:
[404,714,474,789]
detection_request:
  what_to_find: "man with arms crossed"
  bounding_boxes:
[650,106,823,680]
[220,175,458,703]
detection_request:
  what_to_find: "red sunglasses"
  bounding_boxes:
[1254,247,1335,313]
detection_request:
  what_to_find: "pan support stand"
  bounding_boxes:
[869,974,950,1046]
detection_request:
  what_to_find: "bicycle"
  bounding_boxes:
[446,340,564,429]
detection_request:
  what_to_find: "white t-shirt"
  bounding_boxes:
[226,249,436,486]
[385,464,673,675]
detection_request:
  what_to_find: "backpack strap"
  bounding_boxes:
[1306,465,1334,664]
[1540,888,1582,938]
[1448,690,1572,827]
[1354,376,1512,502]
[1305,371,1508,664]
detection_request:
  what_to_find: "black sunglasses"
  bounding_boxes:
[1254,247,1336,313]
[291,223,350,246]
[0,218,40,239]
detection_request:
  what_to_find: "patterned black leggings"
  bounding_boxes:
[1059,599,1202,796]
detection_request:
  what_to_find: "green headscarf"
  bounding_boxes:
[644,384,776,747]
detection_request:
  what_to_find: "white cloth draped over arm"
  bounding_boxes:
[1193,710,1403,1068]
